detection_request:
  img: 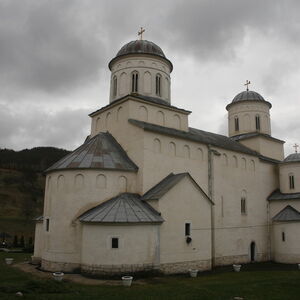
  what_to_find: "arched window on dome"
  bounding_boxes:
[156,74,162,96]
[255,115,261,131]
[131,71,139,93]
[234,116,239,132]
[113,76,117,98]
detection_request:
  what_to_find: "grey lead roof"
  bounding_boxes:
[79,193,164,223]
[283,153,300,163]
[141,172,212,203]
[129,119,259,156]
[231,132,285,144]
[46,133,138,173]
[226,90,272,110]
[109,40,173,72]
[272,205,300,222]
[268,190,300,201]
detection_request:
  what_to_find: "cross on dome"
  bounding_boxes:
[293,143,299,153]
[244,80,251,91]
[138,27,145,40]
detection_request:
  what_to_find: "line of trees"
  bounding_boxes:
[0,147,70,171]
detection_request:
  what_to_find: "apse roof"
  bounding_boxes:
[46,133,138,173]
[231,132,285,144]
[272,205,300,222]
[283,153,300,163]
[79,193,163,223]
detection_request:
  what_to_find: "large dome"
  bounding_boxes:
[226,90,272,110]
[283,153,300,163]
[109,40,173,71]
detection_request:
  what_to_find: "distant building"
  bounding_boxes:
[33,37,300,275]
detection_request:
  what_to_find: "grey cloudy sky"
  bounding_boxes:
[0,0,299,155]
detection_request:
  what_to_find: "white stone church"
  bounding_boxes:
[33,37,300,275]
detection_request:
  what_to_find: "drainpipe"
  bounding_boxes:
[208,145,220,268]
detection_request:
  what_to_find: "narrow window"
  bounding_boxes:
[185,223,191,236]
[241,197,246,214]
[131,72,138,93]
[289,175,295,189]
[156,74,161,96]
[111,237,119,249]
[46,218,49,232]
[255,115,260,131]
[282,232,285,242]
[234,117,239,131]
[113,76,117,97]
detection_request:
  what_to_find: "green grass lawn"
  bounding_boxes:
[1,252,300,299]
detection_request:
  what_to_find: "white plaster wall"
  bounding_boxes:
[33,222,44,259]
[238,136,284,161]
[41,169,137,266]
[157,177,212,264]
[81,224,160,266]
[109,55,171,103]
[272,222,300,263]
[228,101,271,137]
[90,98,189,139]
[279,162,300,193]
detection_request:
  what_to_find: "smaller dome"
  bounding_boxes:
[232,90,265,102]
[283,153,300,163]
[226,90,272,110]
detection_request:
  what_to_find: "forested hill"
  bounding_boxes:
[0,147,70,171]
[0,147,70,247]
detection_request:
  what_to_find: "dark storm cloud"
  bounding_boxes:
[0,104,90,150]
[157,0,300,61]
[0,0,105,96]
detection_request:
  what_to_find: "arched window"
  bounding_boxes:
[255,115,261,131]
[113,75,117,97]
[169,142,176,156]
[222,153,228,166]
[57,175,65,190]
[198,148,204,161]
[96,174,107,189]
[74,174,84,189]
[131,71,138,93]
[173,114,181,129]
[233,155,238,168]
[241,157,246,170]
[119,176,127,192]
[153,138,162,153]
[234,116,239,131]
[183,145,190,158]
[289,174,295,189]
[156,74,162,96]
[241,190,247,214]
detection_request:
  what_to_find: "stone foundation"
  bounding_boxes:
[41,259,80,273]
[81,263,159,276]
[160,259,211,274]
[215,253,269,266]
[31,256,41,265]
[273,253,300,264]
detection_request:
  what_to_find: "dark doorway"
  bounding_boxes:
[250,242,256,262]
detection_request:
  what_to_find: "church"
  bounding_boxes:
[33,33,300,275]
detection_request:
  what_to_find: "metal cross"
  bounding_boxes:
[293,143,299,153]
[138,27,145,40]
[244,80,251,91]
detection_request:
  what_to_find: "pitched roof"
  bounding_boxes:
[79,193,163,223]
[268,190,300,201]
[89,94,190,117]
[231,132,285,144]
[272,205,300,222]
[129,119,258,156]
[46,132,138,173]
[141,172,212,203]
[283,153,300,163]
